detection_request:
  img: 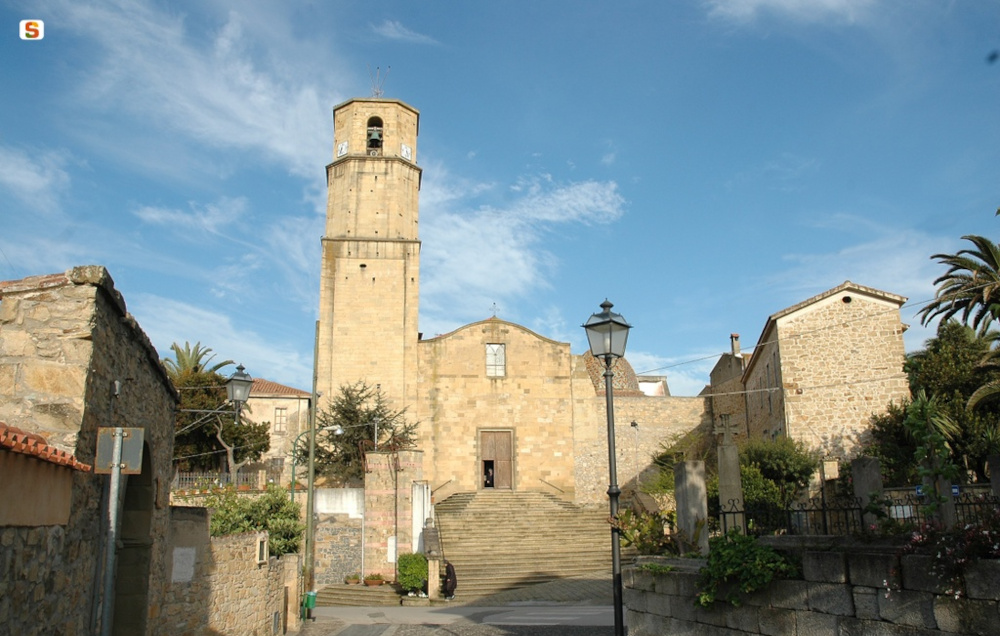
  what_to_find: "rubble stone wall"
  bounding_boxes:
[161,506,302,636]
[314,512,362,585]
[0,266,177,635]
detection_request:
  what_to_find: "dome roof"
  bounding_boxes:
[584,353,644,397]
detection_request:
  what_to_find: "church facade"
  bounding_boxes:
[314,97,708,508]
[313,97,911,512]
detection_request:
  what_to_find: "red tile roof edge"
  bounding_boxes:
[251,378,310,397]
[0,422,92,472]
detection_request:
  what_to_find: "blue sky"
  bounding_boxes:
[1,0,998,396]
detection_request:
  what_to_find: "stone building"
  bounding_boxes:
[243,377,311,486]
[1,266,304,635]
[0,266,178,635]
[737,281,910,457]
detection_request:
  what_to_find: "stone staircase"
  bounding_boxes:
[315,581,403,607]
[434,490,628,600]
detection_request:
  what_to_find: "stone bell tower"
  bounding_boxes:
[316,98,422,411]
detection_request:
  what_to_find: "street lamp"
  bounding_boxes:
[331,417,380,447]
[582,299,631,636]
[225,363,253,424]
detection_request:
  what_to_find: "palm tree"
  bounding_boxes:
[918,212,1000,334]
[162,341,234,379]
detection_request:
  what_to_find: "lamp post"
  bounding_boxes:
[583,300,631,636]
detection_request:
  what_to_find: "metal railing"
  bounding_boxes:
[719,496,866,536]
[716,489,1000,536]
[172,470,260,491]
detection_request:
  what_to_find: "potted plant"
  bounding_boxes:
[363,573,385,586]
[345,573,360,585]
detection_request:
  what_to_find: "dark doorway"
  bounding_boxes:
[480,431,513,490]
[113,443,153,636]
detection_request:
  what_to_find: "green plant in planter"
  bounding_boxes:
[615,509,678,555]
[397,553,429,593]
[345,573,360,583]
[696,529,798,607]
[364,573,384,581]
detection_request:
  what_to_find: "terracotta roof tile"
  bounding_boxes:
[0,422,92,472]
[251,378,310,397]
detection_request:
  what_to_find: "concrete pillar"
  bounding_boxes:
[717,444,744,534]
[851,457,883,528]
[674,461,709,555]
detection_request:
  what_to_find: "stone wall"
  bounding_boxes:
[161,506,302,636]
[416,319,578,497]
[364,449,423,579]
[625,547,1000,635]
[0,266,177,635]
[571,352,712,506]
[314,512,362,585]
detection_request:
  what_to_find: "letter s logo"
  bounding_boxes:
[20,20,44,40]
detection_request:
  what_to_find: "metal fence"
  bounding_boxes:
[172,470,259,491]
[717,488,1000,537]
[718,496,866,536]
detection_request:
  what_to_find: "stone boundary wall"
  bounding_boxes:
[625,550,1000,636]
[161,507,302,636]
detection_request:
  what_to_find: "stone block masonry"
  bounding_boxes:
[625,546,1000,636]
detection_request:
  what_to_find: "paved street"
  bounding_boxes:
[299,572,617,636]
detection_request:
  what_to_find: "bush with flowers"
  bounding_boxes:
[903,507,1000,598]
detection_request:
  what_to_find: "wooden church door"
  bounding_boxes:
[480,430,513,490]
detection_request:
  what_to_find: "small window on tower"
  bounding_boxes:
[486,344,506,377]
[367,117,384,155]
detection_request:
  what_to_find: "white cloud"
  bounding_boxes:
[419,172,625,324]
[765,213,961,352]
[0,145,71,214]
[51,1,338,182]
[705,0,876,23]
[371,20,439,45]
[134,197,248,235]
[132,294,313,388]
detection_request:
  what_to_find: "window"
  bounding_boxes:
[486,343,506,377]
[273,407,288,433]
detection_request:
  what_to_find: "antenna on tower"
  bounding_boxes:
[368,65,390,98]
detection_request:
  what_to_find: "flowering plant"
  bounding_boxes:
[904,507,1000,598]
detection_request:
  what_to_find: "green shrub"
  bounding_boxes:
[739,436,818,505]
[696,529,798,607]
[615,509,678,555]
[397,553,428,592]
[205,485,304,556]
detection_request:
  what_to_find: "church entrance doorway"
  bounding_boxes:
[480,430,513,490]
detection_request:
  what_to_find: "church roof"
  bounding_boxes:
[584,353,645,397]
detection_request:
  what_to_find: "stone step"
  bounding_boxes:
[315,582,403,607]
[433,490,631,602]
